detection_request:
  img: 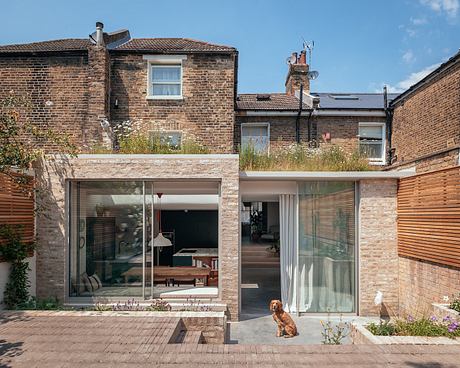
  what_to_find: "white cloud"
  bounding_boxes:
[420,0,459,18]
[410,16,428,25]
[380,63,441,93]
[402,50,416,63]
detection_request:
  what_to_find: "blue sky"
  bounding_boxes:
[1,0,458,94]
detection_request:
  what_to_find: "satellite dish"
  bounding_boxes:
[307,71,319,80]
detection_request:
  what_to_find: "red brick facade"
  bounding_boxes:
[235,114,386,154]
[0,53,94,149]
[0,44,236,153]
[390,56,460,172]
[110,52,236,153]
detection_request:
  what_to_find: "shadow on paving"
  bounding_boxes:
[0,339,24,368]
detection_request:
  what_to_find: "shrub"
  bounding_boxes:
[20,296,61,310]
[367,315,460,338]
[239,144,373,171]
[0,225,35,309]
[367,320,396,336]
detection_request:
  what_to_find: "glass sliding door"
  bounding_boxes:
[298,181,356,313]
[69,180,220,299]
[69,181,144,297]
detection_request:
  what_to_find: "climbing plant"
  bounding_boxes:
[0,225,36,309]
[0,93,77,176]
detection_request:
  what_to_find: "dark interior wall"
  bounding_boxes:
[159,210,218,264]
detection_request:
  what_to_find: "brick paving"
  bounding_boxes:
[1,313,460,367]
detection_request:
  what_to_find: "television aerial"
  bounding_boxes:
[302,38,320,80]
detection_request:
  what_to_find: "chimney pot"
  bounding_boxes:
[299,50,307,65]
[95,22,104,46]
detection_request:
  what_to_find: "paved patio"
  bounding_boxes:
[1,313,460,367]
[230,314,365,345]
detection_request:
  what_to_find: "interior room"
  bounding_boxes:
[68,180,220,299]
[241,197,281,316]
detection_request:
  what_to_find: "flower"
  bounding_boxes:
[443,316,452,322]
[447,322,458,333]
[407,315,414,322]
[430,315,437,322]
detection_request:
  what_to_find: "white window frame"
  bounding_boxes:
[143,55,186,100]
[241,122,270,154]
[358,122,386,165]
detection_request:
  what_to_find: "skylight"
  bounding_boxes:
[329,94,359,100]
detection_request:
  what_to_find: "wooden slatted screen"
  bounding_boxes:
[0,172,35,249]
[397,166,460,268]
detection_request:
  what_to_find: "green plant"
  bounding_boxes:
[239,143,373,172]
[449,294,460,313]
[367,315,460,338]
[0,94,77,176]
[146,299,172,312]
[19,296,61,310]
[367,320,396,336]
[0,225,35,309]
[320,314,350,345]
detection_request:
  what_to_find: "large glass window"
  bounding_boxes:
[69,181,219,299]
[69,181,144,297]
[298,181,356,313]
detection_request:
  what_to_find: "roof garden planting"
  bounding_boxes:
[239,144,373,172]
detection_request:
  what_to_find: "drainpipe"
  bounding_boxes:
[383,85,394,164]
[307,108,314,144]
[295,84,304,143]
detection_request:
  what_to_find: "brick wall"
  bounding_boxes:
[0,53,97,149]
[392,149,459,173]
[110,53,236,153]
[399,257,460,317]
[35,155,240,320]
[235,115,386,154]
[358,179,399,316]
[391,59,460,172]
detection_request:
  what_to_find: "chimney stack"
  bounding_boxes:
[95,22,104,46]
[285,49,310,95]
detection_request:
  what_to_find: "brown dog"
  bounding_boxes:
[269,300,297,338]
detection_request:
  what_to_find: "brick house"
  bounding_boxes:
[236,51,399,166]
[389,51,460,173]
[0,23,434,321]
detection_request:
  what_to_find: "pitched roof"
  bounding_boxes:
[312,92,399,109]
[0,37,236,55]
[112,38,236,53]
[237,92,399,111]
[236,93,308,110]
[0,39,91,53]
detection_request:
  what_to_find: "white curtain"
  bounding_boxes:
[279,194,297,313]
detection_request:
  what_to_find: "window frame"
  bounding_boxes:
[240,122,270,154]
[358,122,386,165]
[149,130,183,150]
[143,55,186,100]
